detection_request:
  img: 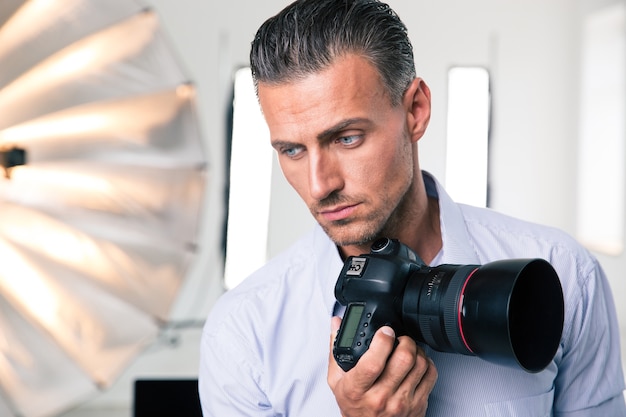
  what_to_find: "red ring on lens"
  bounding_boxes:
[458,267,479,353]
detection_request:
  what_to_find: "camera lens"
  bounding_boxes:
[402,258,564,372]
[461,259,564,372]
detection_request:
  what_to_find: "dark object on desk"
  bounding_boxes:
[133,379,202,417]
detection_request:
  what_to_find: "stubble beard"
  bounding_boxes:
[314,175,415,248]
[319,214,381,247]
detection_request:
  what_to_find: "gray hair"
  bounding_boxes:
[250,0,416,105]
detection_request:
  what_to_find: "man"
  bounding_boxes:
[199,0,626,415]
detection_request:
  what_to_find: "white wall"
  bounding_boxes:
[63,0,626,414]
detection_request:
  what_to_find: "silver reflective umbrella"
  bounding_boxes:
[0,1,208,416]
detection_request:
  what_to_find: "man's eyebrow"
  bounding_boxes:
[271,139,299,150]
[317,118,369,142]
[270,118,370,150]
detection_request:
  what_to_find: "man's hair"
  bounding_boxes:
[250,0,416,105]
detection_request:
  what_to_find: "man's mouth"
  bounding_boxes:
[318,204,359,222]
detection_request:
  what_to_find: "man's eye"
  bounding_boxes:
[337,135,361,145]
[282,146,303,158]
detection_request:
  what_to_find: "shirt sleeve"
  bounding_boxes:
[198,319,274,417]
[553,259,626,416]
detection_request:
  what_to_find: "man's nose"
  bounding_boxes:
[309,150,343,201]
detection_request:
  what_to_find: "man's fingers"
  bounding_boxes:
[345,325,397,391]
[328,316,344,387]
[329,316,341,348]
[373,335,417,392]
[328,319,398,392]
[328,321,436,416]
[413,355,438,397]
[372,341,437,415]
[409,352,438,414]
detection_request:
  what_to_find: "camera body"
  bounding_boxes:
[332,238,421,371]
[333,239,423,371]
[333,238,564,373]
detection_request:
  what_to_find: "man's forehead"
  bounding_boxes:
[257,55,393,141]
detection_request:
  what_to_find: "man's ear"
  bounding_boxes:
[404,77,431,143]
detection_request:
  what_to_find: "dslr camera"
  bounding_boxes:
[333,238,564,373]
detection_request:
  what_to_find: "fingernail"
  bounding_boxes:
[381,326,395,338]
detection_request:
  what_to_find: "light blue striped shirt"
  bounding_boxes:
[199,173,626,416]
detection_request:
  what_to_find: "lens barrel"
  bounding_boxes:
[402,258,564,372]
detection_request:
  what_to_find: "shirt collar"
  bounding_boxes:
[423,171,480,265]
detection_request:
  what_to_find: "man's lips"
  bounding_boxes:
[318,204,359,222]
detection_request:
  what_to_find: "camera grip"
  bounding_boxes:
[333,303,398,371]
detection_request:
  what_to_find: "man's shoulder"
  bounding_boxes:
[459,203,594,269]
[204,228,324,327]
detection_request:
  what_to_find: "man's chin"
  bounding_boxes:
[320,222,378,248]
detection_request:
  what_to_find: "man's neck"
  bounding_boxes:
[338,172,443,263]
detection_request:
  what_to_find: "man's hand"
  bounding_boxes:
[327,316,437,417]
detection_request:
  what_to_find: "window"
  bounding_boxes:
[223,68,273,289]
[577,4,625,255]
[445,67,491,208]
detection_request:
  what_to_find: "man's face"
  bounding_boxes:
[258,54,418,248]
